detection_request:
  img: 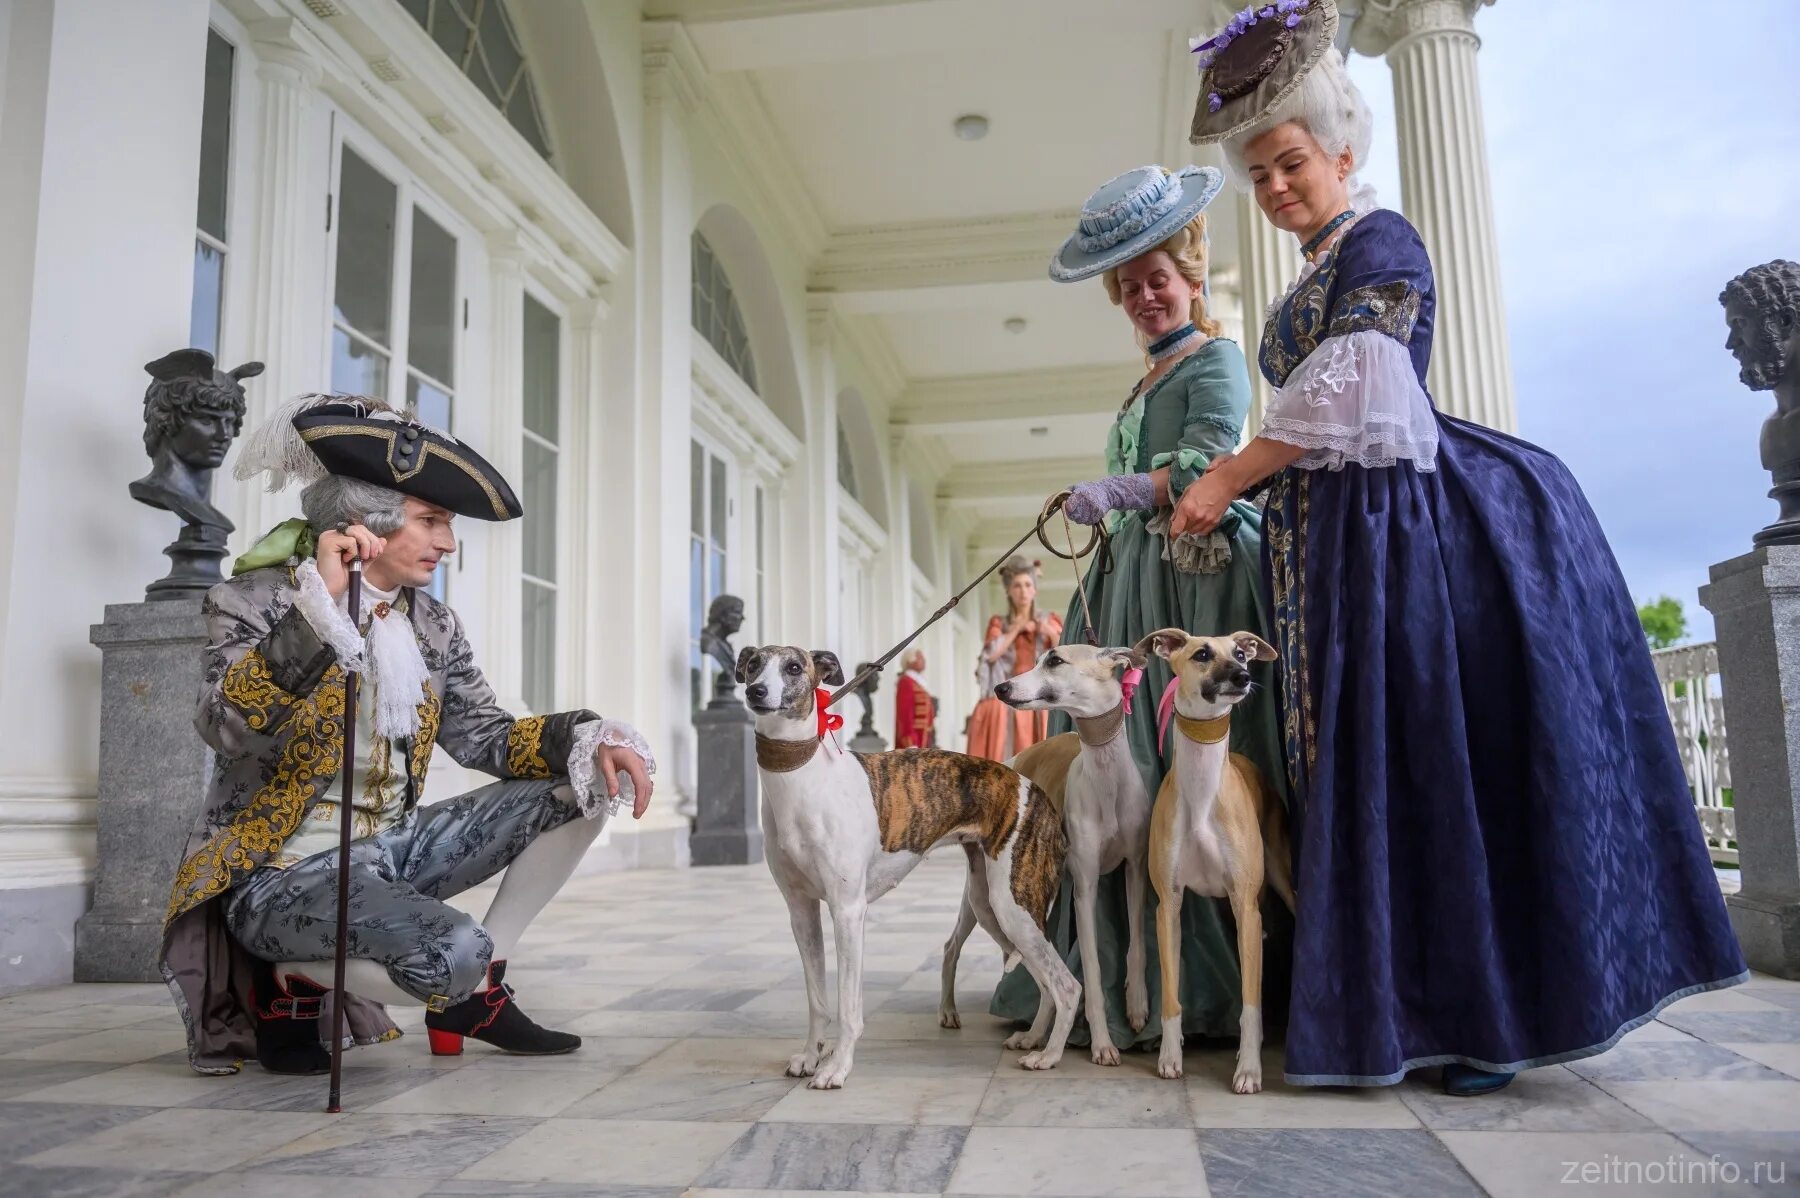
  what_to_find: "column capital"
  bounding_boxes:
[642,20,707,117]
[247,17,326,89]
[1350,0,1492,58]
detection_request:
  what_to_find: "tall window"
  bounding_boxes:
[329,140,463,599]
[754,484,768,643]
[836,421,858,498]
[190,30,234,355]
[691,233,758,392]
[521,295,561,713]
[690,441,729,710]
[400,0,552,159]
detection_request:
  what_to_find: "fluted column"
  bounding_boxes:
[1364,0,1515,431]
[1235,190,1303,435]
[239,19,329,540]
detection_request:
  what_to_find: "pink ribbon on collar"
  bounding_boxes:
[1119,667,1144,716]
[1156,676,1182,755]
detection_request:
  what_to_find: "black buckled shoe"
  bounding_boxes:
[251,963,331,1076]
[423,960,580,1057]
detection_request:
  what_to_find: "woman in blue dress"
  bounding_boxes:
[1172,0,1748,1095]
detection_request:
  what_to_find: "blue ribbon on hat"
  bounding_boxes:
[1075,168,1203,256]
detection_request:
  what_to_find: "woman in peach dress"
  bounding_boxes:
[965,556,1062,761]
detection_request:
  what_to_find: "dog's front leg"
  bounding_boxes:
[1123,856,1150,1033]
[811,897,867,1089]
[1071,865,1121,1065]
[1229,884,1265,1094]
[785,895,829,1078]
[1154,886,1185,1079]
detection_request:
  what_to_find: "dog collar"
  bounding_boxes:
[1074,705,1126,747]
[1173,711,1231,745]
[755,735,819,773]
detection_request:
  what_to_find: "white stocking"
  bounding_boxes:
[279,958,419,1009]
[481,790,605,969]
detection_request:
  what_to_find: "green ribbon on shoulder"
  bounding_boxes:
[232,518,317,576]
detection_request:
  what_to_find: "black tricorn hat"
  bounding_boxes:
[292,399,522,521]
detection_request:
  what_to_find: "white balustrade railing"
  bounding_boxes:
[1651,642,1735,865]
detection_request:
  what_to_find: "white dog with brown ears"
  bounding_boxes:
[937,641,1153,1066]
[1137,628,1294,1092]
[736,644,1080,1089]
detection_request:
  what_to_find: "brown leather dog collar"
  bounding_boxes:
[1074,704,1126,748]
[755,734,820,773]
[1174,711,1231,745]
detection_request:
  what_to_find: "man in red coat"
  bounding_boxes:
[894,649,935,749]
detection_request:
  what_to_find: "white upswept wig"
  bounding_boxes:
[1219,47,1378,214]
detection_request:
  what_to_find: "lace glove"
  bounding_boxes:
[1062,474,1156,526]
[567,718,657,818]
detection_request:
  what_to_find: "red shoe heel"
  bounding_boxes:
[427,1028,464,1056]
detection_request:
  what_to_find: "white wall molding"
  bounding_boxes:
[0,776,97,890]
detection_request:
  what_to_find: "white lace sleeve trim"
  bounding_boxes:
[1260,330,1440,472]
[567,718,658,819]
[292,559,367,669]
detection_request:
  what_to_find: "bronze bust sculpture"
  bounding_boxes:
[1722,261,1800,547]
[131,348,262,600]
[699,594,746,700]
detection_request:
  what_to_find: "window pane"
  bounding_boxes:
[432,2,472,65]
[689,441,704,537]
[481,0,523,97]
[399,0,430,25]
[333,147,397,345]
[522,579,555,714]
[190,240,224,357]
[522,295,560,440]
[709,456,727,552]
[197,31,233,241]
[522,438,557,581]
[332,326,389,398]
[408,208,457,388]
[689,536,703,647]
[508,76,552,159]
[406,374,453,433]
[710,548,726,611]
[837,422,857,497]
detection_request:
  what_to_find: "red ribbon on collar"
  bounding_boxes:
[816,688,845,740]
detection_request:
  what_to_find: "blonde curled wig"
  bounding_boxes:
[1100,214,1223,344]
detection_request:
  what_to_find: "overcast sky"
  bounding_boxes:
[1342,0,1798,641]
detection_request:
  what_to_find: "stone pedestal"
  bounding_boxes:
[76,601,214,981]
[690,690,762,866]
[1701,545,1800,978]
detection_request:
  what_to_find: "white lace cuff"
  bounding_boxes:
[567,718,658,819]
[1260,331,1440,472]
[292,559,367,669]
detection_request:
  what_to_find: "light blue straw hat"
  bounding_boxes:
[1049,164,1224,283]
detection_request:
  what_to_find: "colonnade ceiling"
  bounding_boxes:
[641,0,1244,534]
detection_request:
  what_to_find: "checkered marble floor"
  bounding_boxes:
[4,854,1798,1197]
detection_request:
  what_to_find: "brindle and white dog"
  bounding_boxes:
[736,644,1079,1089]
[1140,628,1294,1092]
[938,642,1154,1066]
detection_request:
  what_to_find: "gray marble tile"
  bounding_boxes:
[1,1165,196,1197]
[181,1065,445,1112]
[22,1107,333,1172]
[1674,1132,1800,1191]
[457,1118,752,1186]
[948,1126,1206,1196]
[975,1076,1192,1129]
[427,1187,684,1197]
[0,1027,104,1056]
[695,1122,967,1192]
[0,1102,156,1163]
[566,1067,799,1121]
[605,987,764,1012]
[1740,988,1800,1013]
[1197,1129,1482,1198]
[247,1113,538,1177]
[1656,1009,1800,1044]
[0,1059,116,1099]
[1396,1067,1655,1132]
[1566,1041,1795,1083]
[179,1175,434,1197]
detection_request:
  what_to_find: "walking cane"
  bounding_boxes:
[326,556,362,1113]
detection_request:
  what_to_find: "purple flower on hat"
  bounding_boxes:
[1286,11,1302,25]
[1261,6,1276,17]
[1208,92,1223,112]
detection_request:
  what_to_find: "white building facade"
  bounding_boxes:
[0,0,1510,992]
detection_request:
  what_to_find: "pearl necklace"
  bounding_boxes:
[1147,322,1201,364]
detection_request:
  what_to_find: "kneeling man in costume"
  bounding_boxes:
[160,395,656,1075]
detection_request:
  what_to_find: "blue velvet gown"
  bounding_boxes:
[1258,209,1749,1085]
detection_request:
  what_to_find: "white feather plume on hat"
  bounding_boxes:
[232,393,398,492]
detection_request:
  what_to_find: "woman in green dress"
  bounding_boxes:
[989,165,1289,1055]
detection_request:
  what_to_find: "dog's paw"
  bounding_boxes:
[1003,1030,1045,1052]
[1157,1051,1184,1080]
[808,1054,851,1089]
[1019,1048,1062,1071]
[1232,1065,1264,1094]
[938,1007,961,1030]
[1126,992,1149,1033]
[785,1050,820,1078]
[1091,1042,1122,1067]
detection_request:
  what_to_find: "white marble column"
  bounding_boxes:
[239,18,329,540]
[484,231,528,714]
[1363,0,1516,431]
[804,298,843,653]
[1235,190,1302,435]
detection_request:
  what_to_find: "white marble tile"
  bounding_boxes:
[977,1076,1192,1129]
[456,1118,752,1186]
[696,1122,967,1192]
[10,1004,176,1031]
[1185,1073,1420,1130]
[1396,1067,1655,1132]
[1436,1130,1713,1198]
[762,1073,991,1125]
[177,1173,433,1197]
[9,1026,190,1064]
[9,1061,230,1107]
[23,1107,331,1172]
[366,1063,617,1116]
[1718,1041,1800,1080]
[1595,1080,1800,1132]
[948,1126,1208,1196]
[1662,987,1785,1014]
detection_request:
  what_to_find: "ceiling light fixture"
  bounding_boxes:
[1003,316,1027,334]
[953,114,989,141]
